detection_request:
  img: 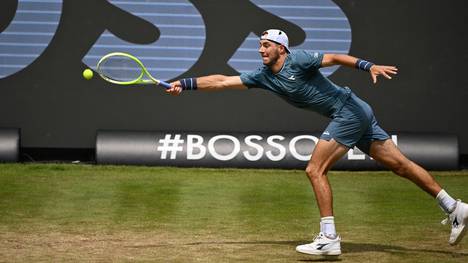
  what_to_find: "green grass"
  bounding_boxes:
[0,163,467,262]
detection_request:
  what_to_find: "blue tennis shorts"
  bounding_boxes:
[320,92,390,154]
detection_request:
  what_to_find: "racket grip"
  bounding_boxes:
[158,80,172,89]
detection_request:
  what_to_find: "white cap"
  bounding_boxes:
[260,29,290,53]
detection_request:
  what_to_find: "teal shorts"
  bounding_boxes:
[320,92,390,154]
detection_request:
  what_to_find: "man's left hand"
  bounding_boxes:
[370,65,398,84]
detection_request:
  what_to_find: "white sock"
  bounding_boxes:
[436,189,457,214]
[320,216,336,239]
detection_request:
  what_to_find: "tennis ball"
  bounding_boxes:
[82,69,93,80]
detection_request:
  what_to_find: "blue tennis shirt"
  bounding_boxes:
[240,50,351,118]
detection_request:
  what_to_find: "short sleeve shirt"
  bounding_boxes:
[240,50,351,118]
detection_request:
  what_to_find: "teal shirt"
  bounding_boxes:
[240,50,351,118]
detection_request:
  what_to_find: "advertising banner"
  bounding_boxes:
[0,128,19,162]
[96,131,458,170]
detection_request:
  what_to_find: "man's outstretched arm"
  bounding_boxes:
[166,75,247,96]
[322,54,398,84]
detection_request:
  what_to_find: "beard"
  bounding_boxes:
[262,50,280,67]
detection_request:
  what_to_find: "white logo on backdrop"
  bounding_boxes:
[155,134,398,162]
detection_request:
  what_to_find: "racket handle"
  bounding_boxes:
[158,80,172,89]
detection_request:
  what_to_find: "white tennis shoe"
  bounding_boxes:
[296,232,341,256]
[442,200,468,245]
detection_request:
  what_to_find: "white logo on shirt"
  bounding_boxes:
[288,75,296,80]
[323,131,330,136]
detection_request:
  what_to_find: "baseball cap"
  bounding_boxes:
[260,29,290,53]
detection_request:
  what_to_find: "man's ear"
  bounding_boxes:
[279,45,287,55]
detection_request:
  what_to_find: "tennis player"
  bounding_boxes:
[167,29,468,255]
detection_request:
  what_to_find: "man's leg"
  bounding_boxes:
[305,139,349,217]
[368,139,468,245]
[368,139,441,197]
[296,139,349,256]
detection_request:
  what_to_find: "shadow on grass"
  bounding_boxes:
[297,241,468,262]
[342,241,468,256]
[185,240,467,261]
[126,240,467,261]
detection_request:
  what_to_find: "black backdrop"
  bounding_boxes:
[0,0,467,158]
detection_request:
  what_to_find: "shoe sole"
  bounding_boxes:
[296,248,341,256]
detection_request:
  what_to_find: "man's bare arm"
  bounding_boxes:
[322,54,398,84]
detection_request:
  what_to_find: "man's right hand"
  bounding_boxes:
[166,81,183,96]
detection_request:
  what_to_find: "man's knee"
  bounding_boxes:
[305,164,325,180]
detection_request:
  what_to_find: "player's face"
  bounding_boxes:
[259,40,281,66]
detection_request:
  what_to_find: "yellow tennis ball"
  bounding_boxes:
[82,69,93,80]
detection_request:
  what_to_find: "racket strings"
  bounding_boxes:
[98,56,144,82]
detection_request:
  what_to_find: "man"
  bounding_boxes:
[167,29,467,256]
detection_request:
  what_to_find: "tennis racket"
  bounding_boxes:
[96,52,171,89]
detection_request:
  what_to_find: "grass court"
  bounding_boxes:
[0,164,467,262]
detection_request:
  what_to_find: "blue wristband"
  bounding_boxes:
[179,78,198,90]
[356,59,374,72]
